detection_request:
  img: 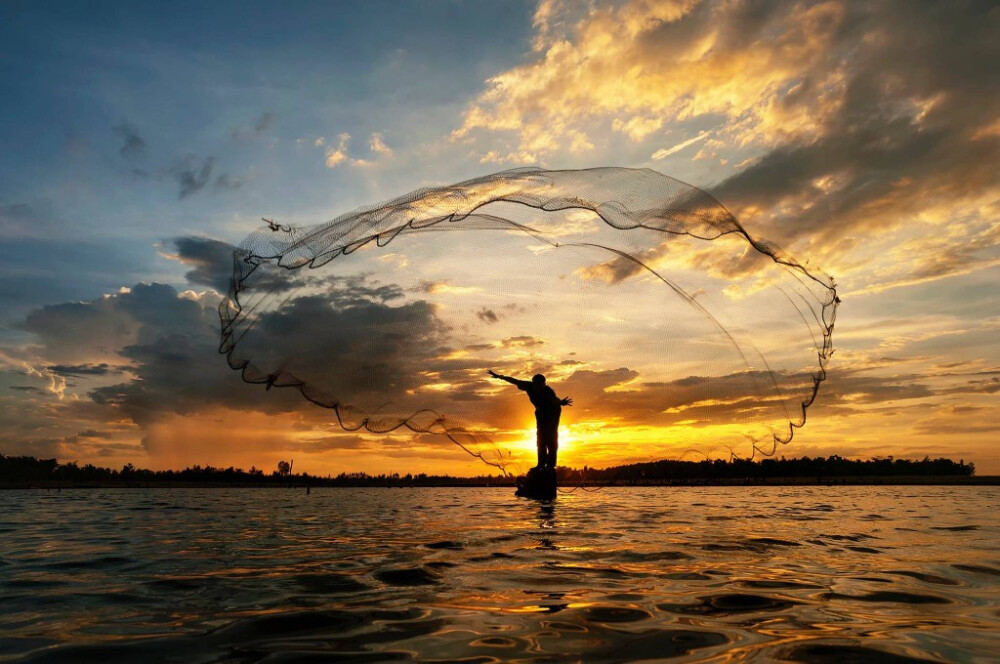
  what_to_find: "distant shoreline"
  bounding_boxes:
[3,454,985,490]
[3,476,998,490]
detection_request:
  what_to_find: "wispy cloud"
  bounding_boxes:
[172,156,215,199]
[113,121,145,158]
[231,112,275,140]
[651,131,709,160]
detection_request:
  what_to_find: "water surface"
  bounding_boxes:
[1,486,998,662]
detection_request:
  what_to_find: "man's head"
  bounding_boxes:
[532,374,546,385]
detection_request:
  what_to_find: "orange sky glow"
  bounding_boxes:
[1,0,997,476]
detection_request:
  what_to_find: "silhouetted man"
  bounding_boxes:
[488,370,572,469]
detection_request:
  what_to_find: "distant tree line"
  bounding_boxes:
[0,453,976,487]
[558,455,975,484]
[0,454,514,487]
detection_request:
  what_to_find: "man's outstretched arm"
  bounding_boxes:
[487,369,531,390]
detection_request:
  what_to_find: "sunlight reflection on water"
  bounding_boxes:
[1,487,998,662]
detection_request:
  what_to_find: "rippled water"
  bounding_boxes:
[1,487,998,662]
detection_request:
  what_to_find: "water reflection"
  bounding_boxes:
[536,499,557,551]
[0,486,997,662]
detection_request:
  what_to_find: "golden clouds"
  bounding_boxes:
[454,0,1000,307]
[324,132,351,168]
[369,132,394,157]
[454,0,846,161]
[322,131,395,168]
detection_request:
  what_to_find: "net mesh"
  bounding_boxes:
[219,167,838,475]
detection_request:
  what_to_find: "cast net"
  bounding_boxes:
[219,167,837,475]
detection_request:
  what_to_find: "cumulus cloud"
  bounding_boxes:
[234,293,448,404]
[369,132,393,157]
[171,236,238,293]
[324,132,352,168]
[20,295,138,365]
[323,131,395,168]
[77,281,432,424]
[8,274,469,460]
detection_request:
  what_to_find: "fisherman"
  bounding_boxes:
[487,370,572,469]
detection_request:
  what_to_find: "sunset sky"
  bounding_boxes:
[2,0,997,476]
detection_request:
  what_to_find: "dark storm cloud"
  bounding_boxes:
[112,121,145,158]
[173,236,237,293]
[241,292,448,398]
[15,274,452,437]
[79,283,298,426]
[20,296,137,363]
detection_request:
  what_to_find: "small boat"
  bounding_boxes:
[515,466,557,500]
